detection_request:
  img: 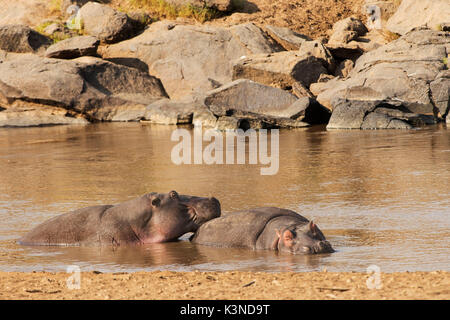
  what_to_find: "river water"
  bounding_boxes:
[0,123,449,273]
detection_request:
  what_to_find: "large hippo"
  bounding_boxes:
[19,191,221,246]
[191,207,334,254]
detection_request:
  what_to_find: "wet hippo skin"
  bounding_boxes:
[191,207,334,254]
[19,191,221,246]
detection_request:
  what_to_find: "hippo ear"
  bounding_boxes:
[283,230,294,241]
[169,190,179,199]
[309,221,317,234]
[151,197,161,207]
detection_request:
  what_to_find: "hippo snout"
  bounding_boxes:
[314,240,334,254]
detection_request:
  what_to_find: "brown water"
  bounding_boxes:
[0,123,449,273]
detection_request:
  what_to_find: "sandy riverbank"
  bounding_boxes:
[0,271,448,300]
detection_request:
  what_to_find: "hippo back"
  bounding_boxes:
[190,207,308,249]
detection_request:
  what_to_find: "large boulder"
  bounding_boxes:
[386,0,450,35]
[45,35,99,59]
[165,0,233,11]
[204,79,298,118]
[315,28,449,124]
[101,21,283,100]
[78,2,134,43]
[0,52,168,125]
[0,24,52,54]
[232,40,334,89]
[232,51,328,90]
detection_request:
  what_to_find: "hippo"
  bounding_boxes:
[19,191,221,246]
[190,207,334,254]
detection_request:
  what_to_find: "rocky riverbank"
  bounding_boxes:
[0,0,448,129]
[0,270,448,299]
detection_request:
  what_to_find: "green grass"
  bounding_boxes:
[443,57,448,69]
[129,0,221,23]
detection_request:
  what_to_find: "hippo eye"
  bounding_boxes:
[151,198,161,207]
[169,190,179,199]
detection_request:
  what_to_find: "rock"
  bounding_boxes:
[334,59,354,78]
[0,52,168,125]
[0,24,51,54]
[283,97,331,124]
[292,81,314,98]
[43,23,63,35]
[214,116,241,130]
[144,98,207,125]
[0,105,88,127]
[79,2,134,43]
[386,0,450,35]
[101,21,283,99]
[232,51,328,89]
[326,99,437,130]
[316,29,449,123]
[193,108,218,128]
[45,36,99,59]
[204,79,298,118]
[430,70,450,119]
[165,0,233,11]
[328,17,368,45]
[264,25,311,50]
[298,40,336,72]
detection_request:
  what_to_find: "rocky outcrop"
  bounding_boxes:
[386,0,450,35]
[232,40,335,89]
[165,0,234,11]
[45,36,99,59]
[314,28,449,125]
[101,21,283,99]
[0,52,168,126]
[78,2,134,44]
[232,51,328,90]
[0,24,51,54]
[204,79,298,118]
[327,99,436,130]
[201,79,329,129]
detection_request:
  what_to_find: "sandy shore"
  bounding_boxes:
[0,271,448,300]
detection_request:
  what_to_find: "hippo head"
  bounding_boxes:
[275,221,334,254]
[142,191,221,243]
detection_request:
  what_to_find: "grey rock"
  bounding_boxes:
[101,21,282,99]
[79,2,134,43]
[0,105,88,127]
[0,53,168,125]
[316,29,449,123]
[0,24,52,54]
[143,98,205,125]
[204,79,298,118]
[232,51,328,89]
[386,0,450,35]
[45,36,99,59]
[327,99,435,130]
[430,70,450,119]
[328,17,368,45]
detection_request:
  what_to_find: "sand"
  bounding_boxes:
[0,270,448,300]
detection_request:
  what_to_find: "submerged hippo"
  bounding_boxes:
[191,207,334,254]
[19,191,221,246]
